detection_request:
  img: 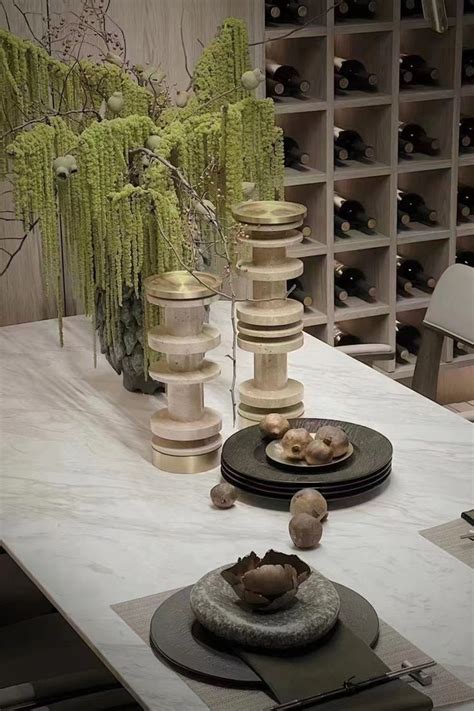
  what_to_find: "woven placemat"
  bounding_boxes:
[420,519,474,569]
[111,588,474,710]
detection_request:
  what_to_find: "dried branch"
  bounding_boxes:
[248,0,346,46]
[0,0,10,30]
[0,108,102,143]
[0,217,39,277]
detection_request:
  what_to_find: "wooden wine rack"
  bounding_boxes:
[252,0,474,379]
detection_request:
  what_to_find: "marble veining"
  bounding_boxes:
[1,302,473,711]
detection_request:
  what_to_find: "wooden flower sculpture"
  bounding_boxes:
[221,550,311,612]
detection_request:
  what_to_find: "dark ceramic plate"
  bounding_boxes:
[221,460,392,497]
[221,464,392,501]
[222,418,392,488]
[149,582,379,688]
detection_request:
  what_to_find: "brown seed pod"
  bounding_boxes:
[315,425,349,458]
[281,428,312,460]
[210,482,238,509]
[304,437,333,464]
[289,514,323,549]
[289,489,328,522]
[259,413,290,440]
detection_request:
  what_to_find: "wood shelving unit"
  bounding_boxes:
[254,0,474,374]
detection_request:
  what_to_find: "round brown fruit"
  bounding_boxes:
[280,428,313,460]
[259,413,290,440]
[290,489,328,522]
[289,513,323,549]
[314,425,349,458]
[210,482,238,509]
[304,437,333,465]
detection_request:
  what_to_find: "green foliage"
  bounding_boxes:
[3,17,284,375]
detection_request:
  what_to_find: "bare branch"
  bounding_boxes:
[0,217,39,277]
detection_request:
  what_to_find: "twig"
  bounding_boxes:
[0,108,102,142]
[248,1,346,46]
[12,1,48,49]
[180,6,193,91]
[0,0,10,30]
[0,217,39,277]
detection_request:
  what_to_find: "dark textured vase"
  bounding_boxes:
[95,287,163,395]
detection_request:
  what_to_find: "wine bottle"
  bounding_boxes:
[459,117,474,150]
[396,321,421,356]
[397,256,436,292]
[334,127,375,160]
[401,0,422,16]
[275,0,308,22]
[265,3,281,22]
[334,194,377,231]
[400,54,439,86]
[398,137,414,157]
[456,250,474,267]
[283,136,310,167]
[334,284,349,306]
[334,1,350,19]
[334,73,350,92]
[462,49,474,83]
[397,209,411,227]
[334,261,377,302]
[334,144,349,162]
[395,342,411,363]
[334,214,351,237]
[397,190,437,225]
[457,200,471,221]
[266,59,310,96]
[458,184,474,211]
[465,0,474,13]
[288,279,313,306]
[454,340,473,356]
[266,77,285,97]
[334,57,378,91]
[301,224,312,238]
[334,327,361,347]
[335,0,377,19]
[398,122,440,156]
[397,275,414,296]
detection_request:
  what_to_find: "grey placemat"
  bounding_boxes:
[420,519,474,569]
[111,589,474,710]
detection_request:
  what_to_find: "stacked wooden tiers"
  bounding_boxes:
[221,418,393,501]
[233,200,307,426]
[145,271,223,474]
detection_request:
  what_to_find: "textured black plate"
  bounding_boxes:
[221,463,391,497]
[149,583,379,688]
[222,419,392,487]
[222,464,392,501]
[221,460,392,494]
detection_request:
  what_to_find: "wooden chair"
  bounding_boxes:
[412,263,474,420]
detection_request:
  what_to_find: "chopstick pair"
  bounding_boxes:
[271,660,436,710]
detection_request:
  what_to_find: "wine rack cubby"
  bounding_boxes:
[256,0,474,378]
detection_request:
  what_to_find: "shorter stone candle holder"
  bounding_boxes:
[144,271,222,474]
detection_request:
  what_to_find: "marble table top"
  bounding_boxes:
[1,302,473,711]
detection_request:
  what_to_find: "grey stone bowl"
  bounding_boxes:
[189,565,340,650]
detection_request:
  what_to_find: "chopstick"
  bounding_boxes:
[271,660,436,710]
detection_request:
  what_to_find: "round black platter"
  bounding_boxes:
[149,583,379,688]
[221,418,392,501]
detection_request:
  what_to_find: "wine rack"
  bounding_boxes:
[254,0,474,380]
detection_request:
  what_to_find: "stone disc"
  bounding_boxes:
[237,230,303,249]
[239,378,304,408]
[149,583,379,687]
[189,566,340,651]
[145,271,222,301]
[237,320,303,338]
[148,324,220,355]
[237,333,304,354]
[150,407,222,441]
[232,200,307,225]
[237,258,303,282]
[149,359,220,384]
[237,299,303,326]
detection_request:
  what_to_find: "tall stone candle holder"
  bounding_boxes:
[144,271,223,473]
[232,201,307,427]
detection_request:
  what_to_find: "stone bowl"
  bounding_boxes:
[189,565,340,650]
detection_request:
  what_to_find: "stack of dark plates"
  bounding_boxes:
[221,418,392,501]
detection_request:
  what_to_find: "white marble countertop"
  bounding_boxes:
[1,302,473,711]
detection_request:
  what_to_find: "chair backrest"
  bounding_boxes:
[412,263,474,400]
[423,263,474,346]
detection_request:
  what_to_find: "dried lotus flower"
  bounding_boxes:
[259,413,290,440]
[281,428,312,460]
[175,90,190,107]
[221,549,311,612]
[315,425,349,458]
[241,67,265,90]
[304,437,333,464]
[107,91,124,114]
[146,135,161,151]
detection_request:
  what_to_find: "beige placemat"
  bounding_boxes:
[111,588,474,710]
[420,519,474,569]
